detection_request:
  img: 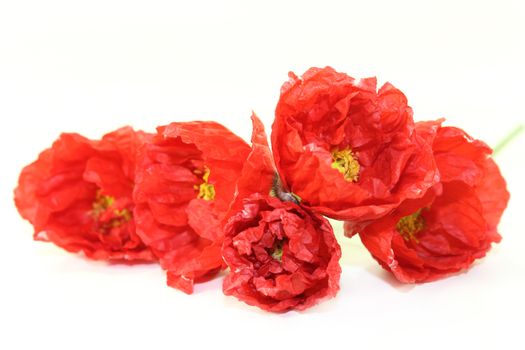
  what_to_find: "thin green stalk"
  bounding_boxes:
[493,124,524,155]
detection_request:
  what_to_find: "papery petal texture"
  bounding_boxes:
[15,127,155,261]
[223,194,341,312]
[272,67,438,222]
[133,121,250,293]
[352,123,509,282]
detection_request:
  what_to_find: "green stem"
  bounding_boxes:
[493,124,524,155]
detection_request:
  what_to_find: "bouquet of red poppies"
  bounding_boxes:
[14,67,510,312]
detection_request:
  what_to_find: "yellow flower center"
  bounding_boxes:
[92,192,114,217]
[396,209,425,243]
[195,167,215,201]
[270,240,284,261]
[91,191,132,229]
[331,148,360,182]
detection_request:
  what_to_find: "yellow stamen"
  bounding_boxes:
[91,191,115,218]
[196,167,215,201]
[114,208,132,222]
[271,240,284,261]
[91,191,132,229]
[331,148,360,182]
[396,209,425,243]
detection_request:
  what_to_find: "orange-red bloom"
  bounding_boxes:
[272,67,438,222]
[133,121,250,293]
[14,127,155,261]
[223,194,341,312]
[222,114,341,312]
[349,122,509,282]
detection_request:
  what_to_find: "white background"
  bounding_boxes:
[1,1,524,349]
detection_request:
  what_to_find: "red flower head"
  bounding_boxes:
[14,127,155,261]
[272,67,438,222]
[133,121,251,293]
[222,114,341,312]
[349,122,510,283]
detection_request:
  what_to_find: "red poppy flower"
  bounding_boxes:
[223,194,341,312]
[133,121,251,294]
[272,66,438,222]
[222,114,341,312]
[14,127,155,261]
[350,122,509,283]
